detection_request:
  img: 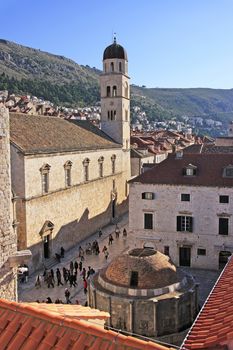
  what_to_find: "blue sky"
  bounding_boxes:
[1,0,233,88]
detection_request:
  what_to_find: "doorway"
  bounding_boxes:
[179,247,191,266]
[44,235,50,259]
[112,198,116,219]
[219,251,231,269]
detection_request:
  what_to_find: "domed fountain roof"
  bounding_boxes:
[104,248,183,289]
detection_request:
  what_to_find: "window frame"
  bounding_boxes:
[181,193,190,202]
[64,160,72,187]
[177,215,193,232]
[144,213,153,230]
[219,217,229,235]
[142,192,155,200]
[197,248,206,256]
[111,155,116,174]
[83,158,90,182]
[40,163,51,194]
[219,195,229,204]
[98,156,104,178]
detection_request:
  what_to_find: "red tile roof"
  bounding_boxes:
[129,153,233,187]
[0,299,173,350]
[181,255,233,349]
[23,302,110,321]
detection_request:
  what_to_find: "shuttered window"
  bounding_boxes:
[177,216,193,232]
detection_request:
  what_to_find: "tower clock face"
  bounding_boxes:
[110,101,114,106]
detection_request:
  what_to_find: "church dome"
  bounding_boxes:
[103,39,128,61]
[104,248,184,289]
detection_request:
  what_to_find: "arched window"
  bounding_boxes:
[83,158,90,182]
[113,110,116,120]
[107,86,111,97]
[119,62,122,72]
[111,155,116,174]
[125,82,129,98]
[98,156,104,177]
[40,163,51,193]
[64,160,72,187]
[110,62,114,72]
[112,85,117,97]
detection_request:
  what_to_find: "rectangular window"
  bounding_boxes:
[112,160,115,174]
[42,173,49,193]
[177,216,193,232]
[181,194,190,202]
[65,168,71,187]
[144,213,153,229]
[142,192,155,200]
[219,195,229,204]
[197,248,206,256]
[164,246,170,256]
[219,218,229,235]
[84,165,89,181]
[99,162,103,177]
[225,168,233,177]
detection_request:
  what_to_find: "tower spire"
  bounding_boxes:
[113,32,117,44]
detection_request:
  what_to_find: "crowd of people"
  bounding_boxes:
[33,225,127,305]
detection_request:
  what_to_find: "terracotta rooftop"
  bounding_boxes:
[10,113,120,155]
[0,298,173,350]
[22,302,110,321]
[181,255,233,350]
[129,153,233,188]
[184,144,233,154]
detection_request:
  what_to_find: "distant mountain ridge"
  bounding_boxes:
[1,38,233,122]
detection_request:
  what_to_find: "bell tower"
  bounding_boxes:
[100,37,130,150]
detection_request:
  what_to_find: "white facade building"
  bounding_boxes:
[129,152,233,270]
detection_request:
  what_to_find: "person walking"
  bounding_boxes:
[108,234,114,245]
[56,268,63,286]
[74,260,78,274]
[79,261,82,272]
[60,246,65,258]
[65,288,71,304]
[123,228,127,237]
[104,249,109,260]
[98,228,102,237]
[47,272,54,288]
[115,224,120,238]
[70,261,74,275]
[83,278,88,294]
[63,267,68,284]
[81,267,86,280]
[50,268,55,284]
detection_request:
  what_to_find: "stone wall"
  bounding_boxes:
[129,183,233,270]
[0,106,17,300]
[11,146,129,271]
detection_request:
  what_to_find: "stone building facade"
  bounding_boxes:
[0,106,31,300]
[0,106,17,300]
[129,152,233,270]
[10,40,131,271]
[89,248,198,344]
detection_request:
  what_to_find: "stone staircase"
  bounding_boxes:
[43,257,58,269]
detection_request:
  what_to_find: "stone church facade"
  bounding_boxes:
[10,40,131,271]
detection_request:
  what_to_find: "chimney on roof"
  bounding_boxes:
[175,150,183,159]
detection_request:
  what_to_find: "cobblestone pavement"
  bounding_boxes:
[19,214,220,307]
[18,214,130,305]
